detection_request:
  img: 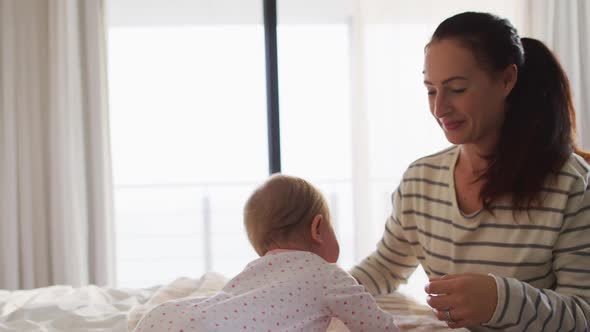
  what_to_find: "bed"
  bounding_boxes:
[0,272,466,331]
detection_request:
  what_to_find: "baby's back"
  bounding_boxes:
[134,251,336,331]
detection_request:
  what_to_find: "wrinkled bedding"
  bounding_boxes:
[0,272,465,331]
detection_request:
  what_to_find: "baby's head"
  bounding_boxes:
[244,174,339,263]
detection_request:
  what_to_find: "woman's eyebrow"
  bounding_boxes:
[423,76,468,85]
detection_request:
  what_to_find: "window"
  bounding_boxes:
[108,0,266,287]
[277,21,354,268]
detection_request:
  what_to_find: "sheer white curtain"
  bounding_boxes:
[0,0,115,289]
[525,0,590,149]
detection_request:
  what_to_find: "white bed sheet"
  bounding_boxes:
[0,272,466,332]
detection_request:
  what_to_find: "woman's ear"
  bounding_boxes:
[310,214,324,244]
[502,64,518,97]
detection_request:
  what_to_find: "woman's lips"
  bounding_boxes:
[441,120,463,131]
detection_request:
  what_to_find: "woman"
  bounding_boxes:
[351,11,590,331]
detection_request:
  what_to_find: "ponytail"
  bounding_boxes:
[518,38,590,162]
[483,37,586,208]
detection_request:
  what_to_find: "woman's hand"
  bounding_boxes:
[425,273,498,329]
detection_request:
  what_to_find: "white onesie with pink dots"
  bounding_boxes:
[134,250,400,332]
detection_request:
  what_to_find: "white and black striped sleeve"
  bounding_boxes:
[350,185,419,295]
[483,178,590,331]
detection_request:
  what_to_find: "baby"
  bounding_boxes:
[134,174,399,331]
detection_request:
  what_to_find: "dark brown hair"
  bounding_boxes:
[430,12,590,208]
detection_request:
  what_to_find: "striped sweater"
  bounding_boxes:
[351,146,590,331]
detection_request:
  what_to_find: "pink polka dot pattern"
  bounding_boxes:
[133,251,399,331]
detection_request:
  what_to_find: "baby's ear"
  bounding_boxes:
[310,214,324,244]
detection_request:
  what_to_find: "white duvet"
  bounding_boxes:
[0,273,465,332]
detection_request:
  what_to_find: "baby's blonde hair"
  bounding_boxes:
[244,174,329,256]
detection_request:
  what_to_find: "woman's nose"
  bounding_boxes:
[433,92,450,118]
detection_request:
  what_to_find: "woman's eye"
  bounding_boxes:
[427,90,436,96]
[451,88,466,93]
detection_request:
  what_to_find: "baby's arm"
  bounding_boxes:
[324,267,400,332]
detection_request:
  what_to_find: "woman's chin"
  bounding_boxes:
[443,133,465,145]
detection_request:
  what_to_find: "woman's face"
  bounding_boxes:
[423,39,510,150]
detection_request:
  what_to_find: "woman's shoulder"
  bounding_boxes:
[559,153,590,185]
[402,145,458,177]
[409,145,458,167]
[395,146,457,193]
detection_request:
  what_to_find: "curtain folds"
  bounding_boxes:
[0,0,115,290]
[525,0,590,149]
